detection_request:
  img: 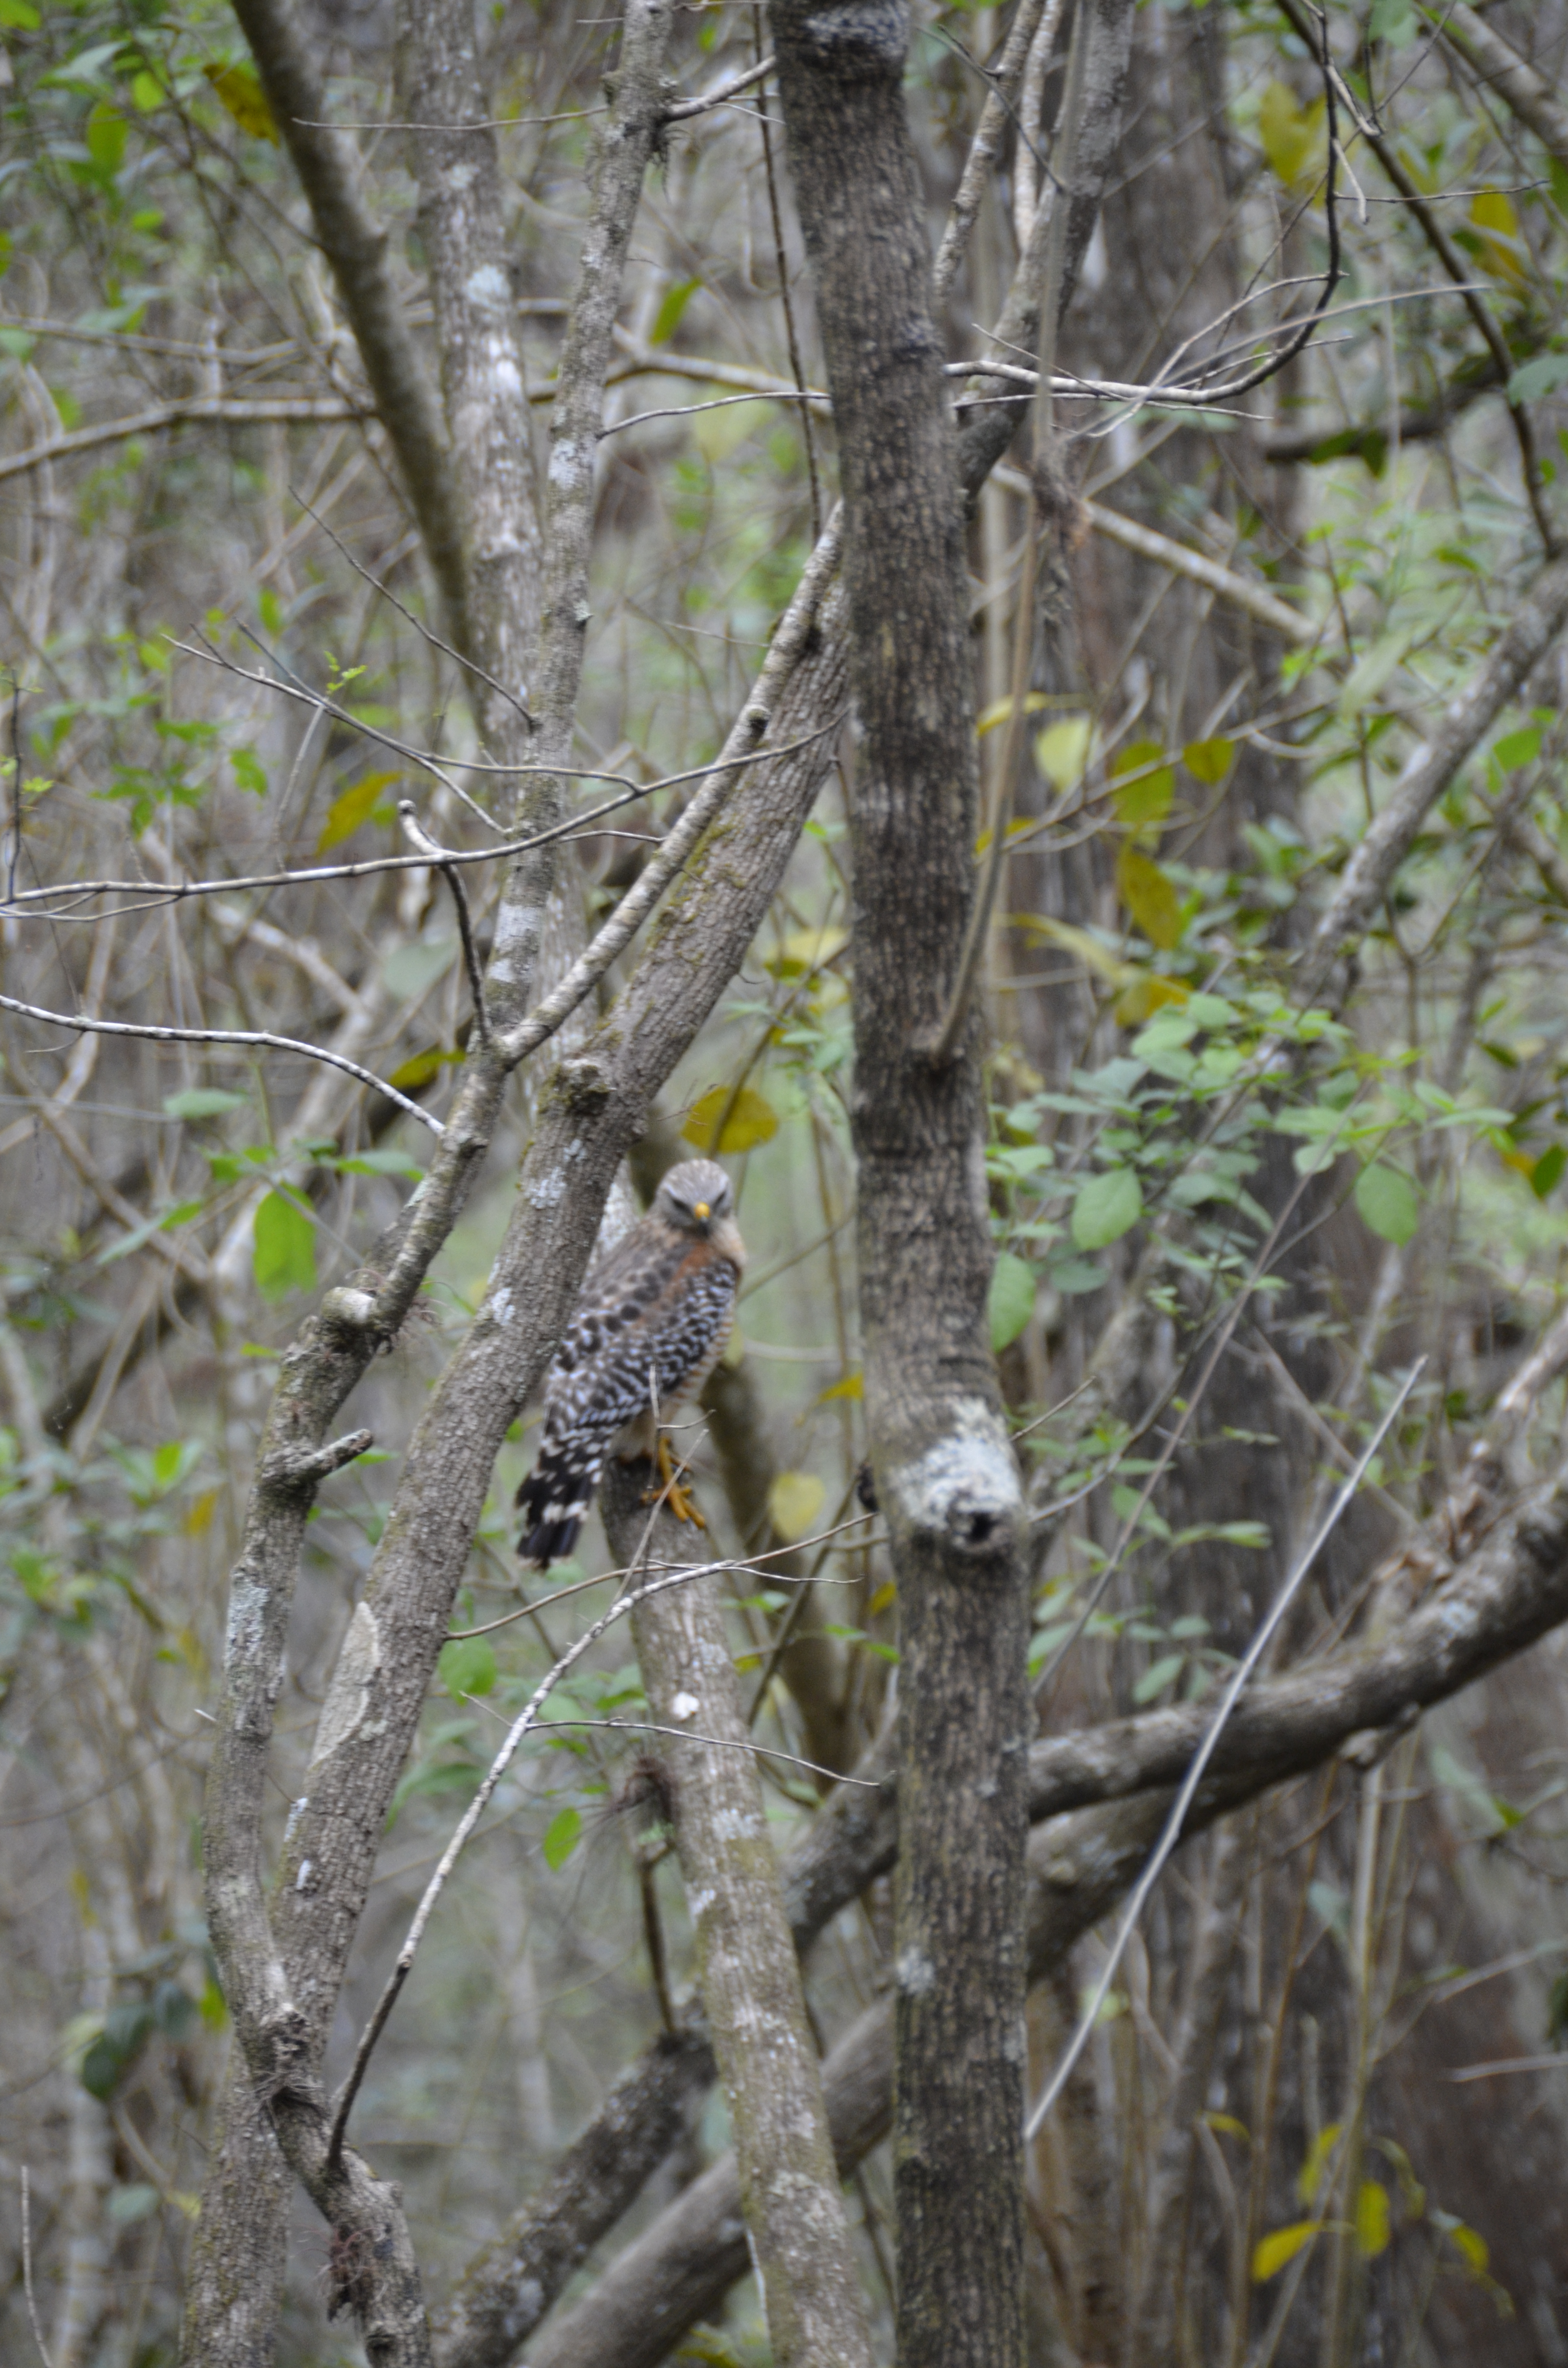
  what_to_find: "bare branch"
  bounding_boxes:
[0,989,446,1136]
[1301,551,1568,1001]
[0,395,364,488]
[229,0,469,636]
[1429,0,1568,171]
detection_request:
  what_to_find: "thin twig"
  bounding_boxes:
[21,2168,55,2368]
[752,15,821,540]
[398,802,490,1046]
[2,714,843,914]
[0,992,446,1135]
[1023,1359,1424,2142]
[325,1556,727,2173]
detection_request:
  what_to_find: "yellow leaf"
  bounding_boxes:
[1117,844,1182,951]
[978,691,1048,736]
[1298,2121,1344,2206]
[1470,189,1526,287]
[1448,2222,1489,2275]
[317,769,400,852]
[1111,739,1175,836]
[768,1471,825,1543]
[1202,2111,1251,2142]
[385,1045,463,1092]
[1356,2180,1391,2258]
[1252,2221,1323,2283]
[1114,974,1188,1026]
[172,1626,208,1684]
[817,1369,863,1403]
[1258,81,1327,187]
[768,925,848,975]
[170,2191,202,2220]
[1020,915,1136,987]
[184,1486,219,1537]
[682,1083,779,1154]
[868,1579,896,1616]
[1035,718,1093,791]
[1183,736,1236,787]
[203,60,280,143]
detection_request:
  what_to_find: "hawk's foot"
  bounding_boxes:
[645,1432,706,1529]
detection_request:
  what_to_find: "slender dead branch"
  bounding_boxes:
[1024,1361,1423,2140]
[229,0,469,637]
[0,990,445,1135]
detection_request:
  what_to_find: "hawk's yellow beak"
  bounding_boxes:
[694,1201,710,1221]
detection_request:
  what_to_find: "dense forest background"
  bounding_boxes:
[4,0,1568,2361]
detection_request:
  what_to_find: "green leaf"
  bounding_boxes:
[1353,1162,1419,1246]
[1356,2180,1391,2259]
[318,768,399,851]
[543,1805,583,1870]
[988,1251,1036,1352]
[1252,2221,1323,2283]
[1183,735,1235,786]
[252,1191,316,1300]
[1111,739,1175,834]
[1034,718,1092,791]
[1257,82,1326,187]
[203,60,279,143]
[439,1636,497,1699]
[1492,726,1541,773]
[231,746,267,798]
[768,1470,825,1543]
[85,99,127,173]
[1049,1255,1108,1295]
[1508,353,1568,405]
[163,1087,247,1120]
[109,2182,159,2225]
[1071,1169,1142,1251]
[129,68,164,111]
[1117,845,1182,950]
[650,276,701,345]
[1532,1145,1566,1200]
[1133,1652,1186,1704]
[682,1083,779,1153]
[0,0,42,25]
[383,937,456,1001]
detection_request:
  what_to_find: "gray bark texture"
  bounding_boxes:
[769,4,1030,2359]
[602,1468,875,2368]
[227,0,469,641]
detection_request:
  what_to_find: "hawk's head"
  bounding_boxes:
[655,1158,734,1237]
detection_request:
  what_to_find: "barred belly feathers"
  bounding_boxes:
[515,1159,746,1567]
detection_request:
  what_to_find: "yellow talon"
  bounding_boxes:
[645,1431,706,1529]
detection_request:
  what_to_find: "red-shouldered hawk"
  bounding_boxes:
[516,1158,746,1567]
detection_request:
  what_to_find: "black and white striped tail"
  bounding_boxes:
[516,1446,604,1568]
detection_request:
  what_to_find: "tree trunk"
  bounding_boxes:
[601,1464,875,2368]
[770,7,1031,2361]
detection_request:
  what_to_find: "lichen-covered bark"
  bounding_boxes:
[769,6,1029,2358]
[394,0,543,770]
[601,1465,874,2368]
